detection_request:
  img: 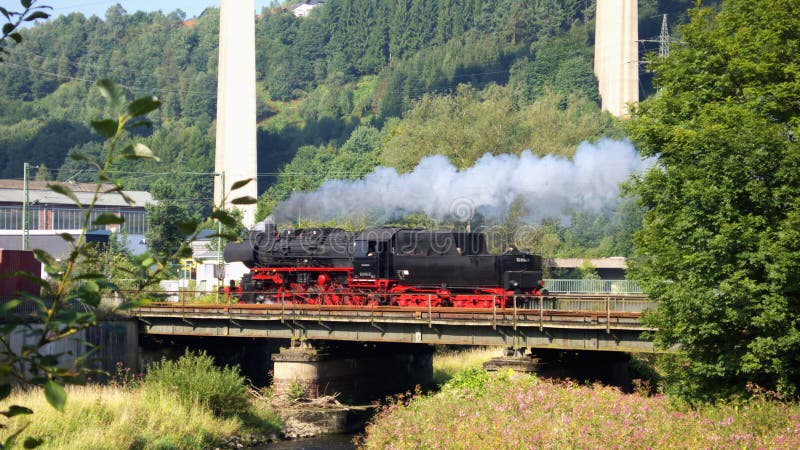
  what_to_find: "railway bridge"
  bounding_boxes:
[133,293,658,401]
[134,294,655,353]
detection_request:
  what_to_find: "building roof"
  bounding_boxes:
[0,179,153,208]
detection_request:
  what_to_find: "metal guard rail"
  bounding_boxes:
[544,279,641,295]
[122,290,655,315]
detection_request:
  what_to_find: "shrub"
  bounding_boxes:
[440,367,491,395]
[143,350,248,417]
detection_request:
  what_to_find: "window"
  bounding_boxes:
[0,206,40,230]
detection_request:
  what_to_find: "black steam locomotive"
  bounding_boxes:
[224,223,546,308]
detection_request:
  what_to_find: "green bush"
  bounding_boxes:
[440,367,491,394]
[143,350,248,417]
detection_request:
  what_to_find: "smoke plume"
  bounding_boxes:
[272,139,651,224]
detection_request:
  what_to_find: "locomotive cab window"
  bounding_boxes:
[355,241,376,257]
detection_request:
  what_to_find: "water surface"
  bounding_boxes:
[257,433,357,450]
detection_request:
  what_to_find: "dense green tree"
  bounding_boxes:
[0,119,98,178]
[627,0,800,400]
[34,163,52,181]
[381,85,609,171]
[509,24,597,105]
[57,140,105,182]
[256,125,382,218]
[257,11,302,100]
[146,181,199,260]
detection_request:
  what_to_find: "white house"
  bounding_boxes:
[292,0,325,17]
[183,230,249,292]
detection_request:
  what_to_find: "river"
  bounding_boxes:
[255,433,357,449]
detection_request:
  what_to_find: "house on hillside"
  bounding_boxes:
[179,229,250,292]
[0,179,152,258]
[292,0,325,17]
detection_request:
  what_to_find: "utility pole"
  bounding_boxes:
[22,162,29,250]
[216,171,225,300]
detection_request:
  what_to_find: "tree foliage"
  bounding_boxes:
[0,1,700,264]
[0,7,220,210]
[381,84,612,172]
[627,0,800,401]
[145,181,198,259]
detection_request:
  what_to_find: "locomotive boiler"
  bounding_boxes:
[224,222,546,308]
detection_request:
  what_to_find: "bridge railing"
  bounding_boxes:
[551,295,653,313]
[124,289,655,314]
[544,279,642,295]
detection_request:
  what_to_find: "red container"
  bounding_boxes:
[0,249,42,299]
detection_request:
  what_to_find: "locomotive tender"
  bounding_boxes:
[224,222,546,308]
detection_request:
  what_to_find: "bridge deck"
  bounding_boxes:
[134,294,659,353]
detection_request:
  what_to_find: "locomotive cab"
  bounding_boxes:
[352,228,399,280]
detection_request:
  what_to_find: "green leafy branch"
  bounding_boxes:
[0,80,160,448]
[0,0,51,62]
[0,78,256,448]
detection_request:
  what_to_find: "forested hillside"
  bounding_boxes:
[0,0,704,258]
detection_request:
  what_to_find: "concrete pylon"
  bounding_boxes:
[594,0,639,117]
[214,0,258,227]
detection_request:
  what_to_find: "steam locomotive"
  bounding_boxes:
[223,222,546,308]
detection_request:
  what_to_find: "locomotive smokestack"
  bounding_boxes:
[254,215,276,236]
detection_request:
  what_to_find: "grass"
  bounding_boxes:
[432,346,503,386]
[362,369,800,449]
[0,385,243,449]
[0,352,281,450]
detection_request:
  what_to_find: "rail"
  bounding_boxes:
[544,279,642,295]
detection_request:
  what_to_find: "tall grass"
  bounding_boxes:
[0,351,280,449]
[144,349,248,417]
[363,370,800,449]
[0,385,241,450]
[432,346,503,386]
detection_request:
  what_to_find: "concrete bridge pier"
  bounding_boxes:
[485,348,633,392]
[535,349,632,391]
[271,341,434,404]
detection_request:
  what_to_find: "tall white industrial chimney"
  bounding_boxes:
[594,0,639,117]
[214,0,258,227]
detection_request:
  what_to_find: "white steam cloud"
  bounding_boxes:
[272,139,651,224]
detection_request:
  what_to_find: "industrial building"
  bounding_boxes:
[0,179,152,257]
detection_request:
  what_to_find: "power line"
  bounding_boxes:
[52,168,378,178]
[0,59,218,97]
